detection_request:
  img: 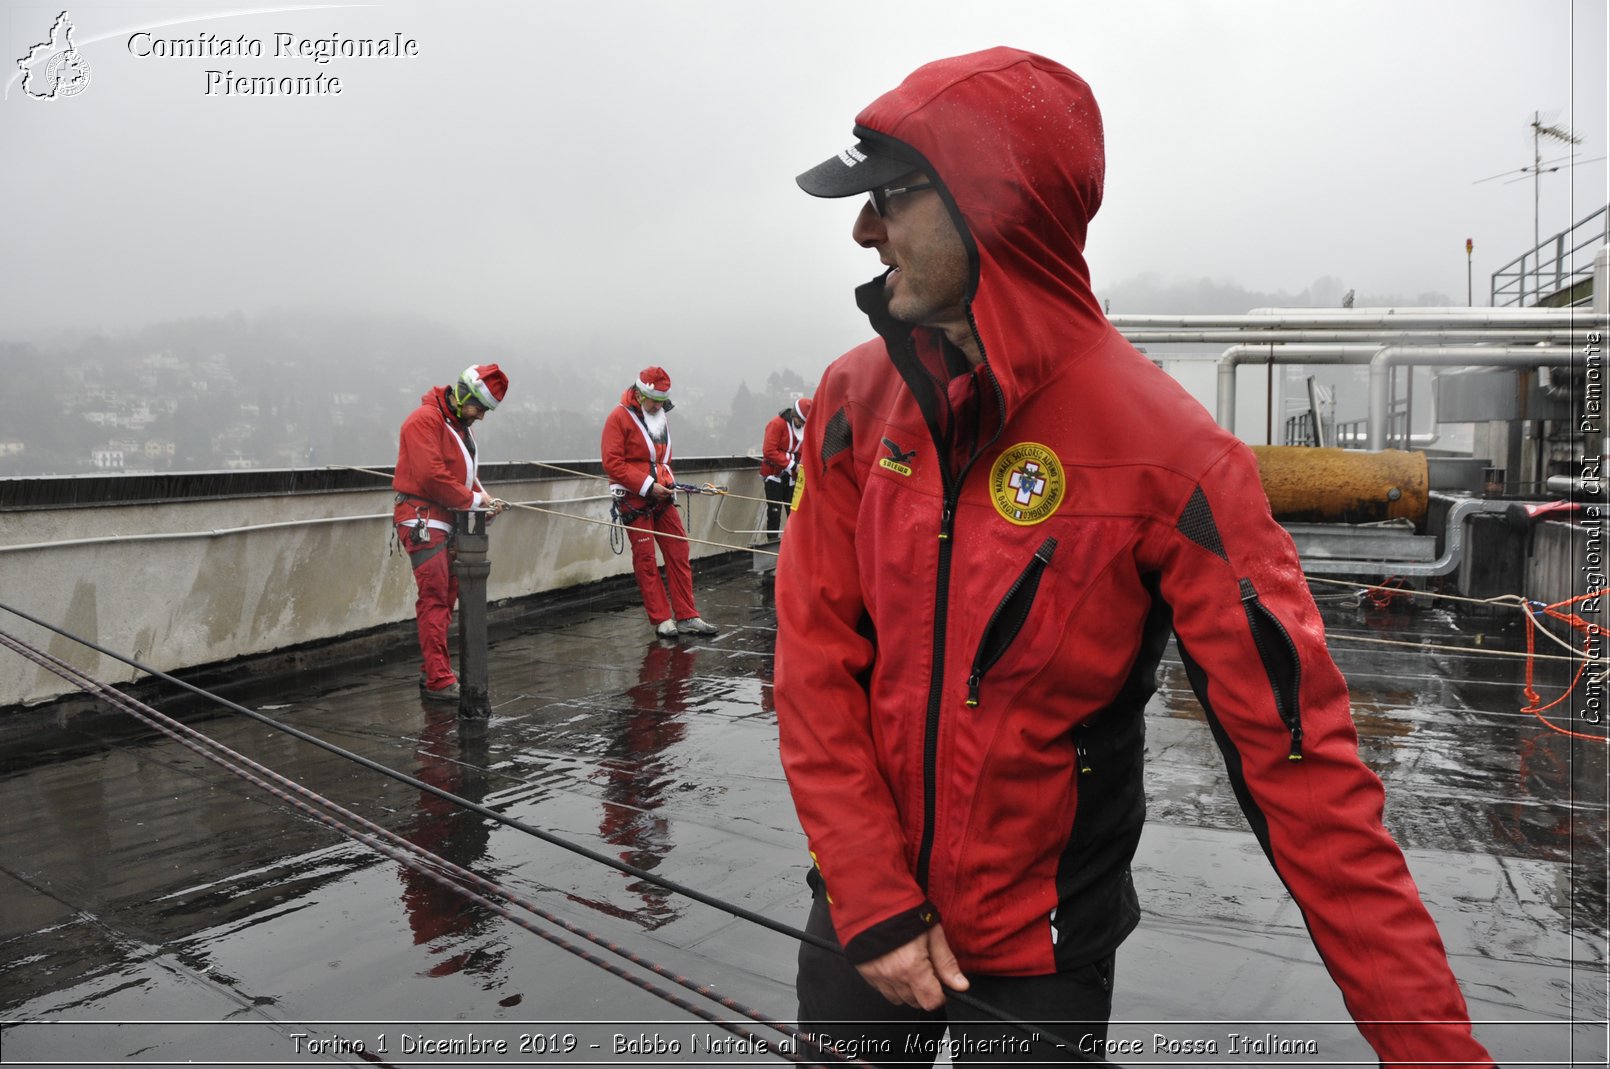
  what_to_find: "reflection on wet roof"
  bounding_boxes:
[0,565,1604,1066]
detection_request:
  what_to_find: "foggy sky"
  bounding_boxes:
[2,0,1605,388]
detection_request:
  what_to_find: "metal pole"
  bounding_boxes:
[453,508,492,719]
[1533,110,1541,298]
[1404,368,1414,451]
[1265,350,1273,445]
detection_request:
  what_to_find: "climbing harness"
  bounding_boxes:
[608,483,731,556]
[608,489,673,556]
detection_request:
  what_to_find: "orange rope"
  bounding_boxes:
[1362,576,1409,608]
[1521,590,1610,742]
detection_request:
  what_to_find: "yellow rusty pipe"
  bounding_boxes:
[1251,447,1428,527]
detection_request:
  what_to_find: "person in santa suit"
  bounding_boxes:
[760,397,812,537]
[392,363,509,701]
[600,366,719,639]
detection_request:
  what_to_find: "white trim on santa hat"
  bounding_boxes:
[461,365,500,410]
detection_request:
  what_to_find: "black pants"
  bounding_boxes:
[796,892,1115,1067]
[764,477,793,535]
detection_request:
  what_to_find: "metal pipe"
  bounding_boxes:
[1366,346,1580,450]
[1547,475,1603,497]
[1112,311,1608,330]
[1300,495,1512,577]
[1214,345,1380,433]
[1249,306,1571,316]
[1123,329,1594,345]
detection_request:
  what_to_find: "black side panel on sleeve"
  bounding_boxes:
[1177,486,1229,562]
[821,406,853,466]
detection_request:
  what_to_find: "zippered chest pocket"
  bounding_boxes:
[965,537,1058,708]
[1239,577,1304,760]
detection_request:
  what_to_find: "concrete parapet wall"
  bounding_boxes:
[0,460,769,707]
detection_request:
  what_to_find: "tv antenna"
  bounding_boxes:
[1472,112,1600,299]
[1525,113,1582,257]
[1474,112,1587,256]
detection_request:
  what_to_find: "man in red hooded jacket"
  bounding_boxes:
[760,397,811,536]
[776,48,1495,1067]
[601,366,718,639]
[393,363,508,701]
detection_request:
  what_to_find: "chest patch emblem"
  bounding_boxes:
[989,443,1066,525]
[879,437,917,477]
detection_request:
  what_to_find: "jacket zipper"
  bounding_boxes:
[964,537,1059,708]
[915,499,955,889]
[913,315,1007,890]
[1238,578,1304,760]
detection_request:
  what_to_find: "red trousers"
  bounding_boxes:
[405,528,458,690]
[625,502,698,625]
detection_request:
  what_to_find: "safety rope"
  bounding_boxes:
[529,460,769,507]
[1301,576,1609,735]
[525,460,781,540]
[1305,575,1606,664]
[0,598,1112,1065]
[1323,633,1588,664]
[340,464,780,560]
[0,627,863,1066]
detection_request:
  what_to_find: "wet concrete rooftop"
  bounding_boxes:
[0,562,1605,1067]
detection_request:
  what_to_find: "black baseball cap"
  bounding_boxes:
[796,136,922,198]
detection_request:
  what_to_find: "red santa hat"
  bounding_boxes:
[636,366,672,401]
[459,363,509,410]
[794,397,813,422]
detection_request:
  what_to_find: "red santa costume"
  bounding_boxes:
[392,363,508,697]
[760,397,812,534]
[600,367,716,637]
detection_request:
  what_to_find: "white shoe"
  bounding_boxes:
[655,619,680,639]
[677,616,719,636]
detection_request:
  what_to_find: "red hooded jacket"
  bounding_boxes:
[392,386,486,533]
[774,48,1490,1067]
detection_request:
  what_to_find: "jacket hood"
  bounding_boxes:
[852,47,1109,416]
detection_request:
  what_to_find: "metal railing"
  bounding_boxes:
[1491,203,1608,307]
[1332,404,1408,451]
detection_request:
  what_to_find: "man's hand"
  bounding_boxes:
[648,482,675,501]
[855,924,969,1011]
[487,498,509,517]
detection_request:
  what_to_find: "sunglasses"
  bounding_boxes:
[867,181,934,218]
